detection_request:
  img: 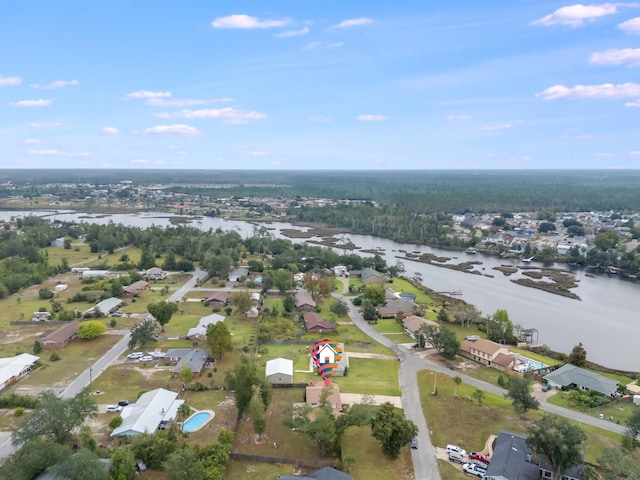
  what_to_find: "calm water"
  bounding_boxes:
[3,210,638,371]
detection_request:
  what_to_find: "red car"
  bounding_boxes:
[469,452,490,464]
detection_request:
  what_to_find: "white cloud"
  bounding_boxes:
[481,123,513,131]
[619,16,640,32]
[30,80,79,89]
[537,82,640,99]
[357,114,389,121]
[169,107,267,124]
[130,158,150,164]
[154,112,171,119]
[27,149,92,157]
[303,41,344,51]
[29,121,63,128]
[596,152,614,157]
[446,114,472,120]
[146,97,231,107]
[143,124,203,137]
[211,14,291,29]
[590,48,640,66]
[127,90,172,99]
[23,139,41,144]
[530,3,633,27]
[100,127,119,135]
[626,98,640,106]
[629,150,640,155]
[309,114,331,123]
[0,75,22,87]
[274,26,309,37]
[9,99,53,107]
[332,17,375,28]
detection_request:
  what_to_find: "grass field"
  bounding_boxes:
[225,461,297,479]
[390,277,436,305]
[331,357,400,396]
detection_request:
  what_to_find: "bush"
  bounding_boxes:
[32,341,42,354]
[242,345,250,353]
[14,407,24,417]
[49,351,61,362]
[110,319,117,328]
[353,297,362,306]
[192,382,206,391]
[109,416,123,429]
[0,393,39,409]
[207,372,213,378]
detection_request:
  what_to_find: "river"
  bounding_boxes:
[2,210,637,372]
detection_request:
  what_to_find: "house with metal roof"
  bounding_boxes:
[187,313,225,339]
[228,267,249,282]
[83,297,122,317]
[544,364,619,396]
[265,357,293,384]
[110,388,184,437]
[0,353,39,391]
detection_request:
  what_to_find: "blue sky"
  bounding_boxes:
[1,1,640,169]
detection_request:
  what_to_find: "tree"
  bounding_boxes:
[128,317,158,349]
[422,325,459,360]
[77,320,107,339]
[0,438,71,480]
[526,414,586,479]
[538,222,556,234]
[449,304,481,328]
[49,449,107,480]
[507,376,539,414]
[249,385,266,440]
[453,376,462,397]
[598,447,640,479]
[330,300,349,317]
[206,322,233,360]
[344,455,356,473]
[33,340,42,354]
[163,251,177,271]
[362,285,386,306]
[231,291,253,317]
[226,356,271,417]
[282,295,295,313]
[163,447,207,480]
[12,388,98,446]
[472,389,485,406]
[180,363,194,385]
[138,247,156,270]
[371,402,418,459]
[177,402,192,422]
[109,446,137,480]
[147,301,178,332]
[362,299,377,322]
[569,342,587,367]
[625,406,640,449]
[488,309,514,343]
[437,307,449,323]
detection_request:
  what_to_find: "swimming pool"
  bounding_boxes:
[521,357,546,370]
[182,410,214,433]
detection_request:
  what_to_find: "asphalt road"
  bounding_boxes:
[168,266,208,302]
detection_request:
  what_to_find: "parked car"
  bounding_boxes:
[106,405,122,413]
[449,451,466,464]
[110,311,123,317]
[463,463,486,478]
[127,352,143,359]
[542,384,552,392]
[139,355,154,362]
[411,437,418,449]
[446,445,466,457]
[118,400,130,407]
[469,452,490,464]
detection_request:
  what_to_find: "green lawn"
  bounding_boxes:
[373,319,405,334]
[225,461,297,480]
[389,278,435,304]
[332,358,400,396]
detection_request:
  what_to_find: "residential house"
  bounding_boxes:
[306,382,342,413]
[459,338,515,372]
[122,280,149,298]
[544,364,619,396]
[265,358,293,384]
[40,321,79,349]
[0,353,39,391]
[281,467,352,480]
[485,430,583,480]
[143,267,167,280]
[402,315,437,338]
[377,299,416,318]
[304,312,337,333]
[165,348,210,377]
[83,297,123,318]
[31,312,52,322]
[359,268,384,284]
[202,291,231,307]
[295,290,316,311]
[110,388,184,437]
[228,267,249,282]
[187,313,225,339]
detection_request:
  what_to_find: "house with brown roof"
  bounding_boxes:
[295,290,316,311]
[377,299,416,318]
[304,312,336,333]
[402,315,437,338]
[459,338,515,372]
[306,382,342,414]
[40,320,79,349]
[202,291,231,307]
[123,280,149,298]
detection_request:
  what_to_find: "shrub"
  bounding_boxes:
[497,374,508,388]
[110,319,117,328]
[49,351,61,362]
[353,297,362,306]
[242,345,250,353]
[0,393,39,409]
[109,416,123,429]
[207,372,213,378]
[32,341,42,354]
[14,407,24,417]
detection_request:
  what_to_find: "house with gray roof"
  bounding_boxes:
[377,299,415,318]
[295,290,316,311]
[165,348,210,377]
[281,467,352,480]
[83,297,122,317]
[187,313,225,339]
[110,388,183,437]
[228,267,249,282]
[544,364,619,396]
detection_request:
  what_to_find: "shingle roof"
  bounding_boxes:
[41,321,79,345]
[304,312,336,332]
[544,364,619,395]
[485,430,539,480]
[171,348,209,374]
[281,467,352,480]
[295,290,316,308]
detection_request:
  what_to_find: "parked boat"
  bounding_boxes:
[465,247,477,254]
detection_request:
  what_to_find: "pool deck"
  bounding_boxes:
[182,409,216,433]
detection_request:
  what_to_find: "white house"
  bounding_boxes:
[110,388,184,437]
[187,313,225,339]
[265,358,294,384]
[0,353,39,391]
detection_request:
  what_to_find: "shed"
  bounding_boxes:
[265,358,294,384]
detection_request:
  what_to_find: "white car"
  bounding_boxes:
[127,352,143,360]
[463,463,486,478]
[446,444,466,457]
[139,355,154,362]
[106,405,122,413]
